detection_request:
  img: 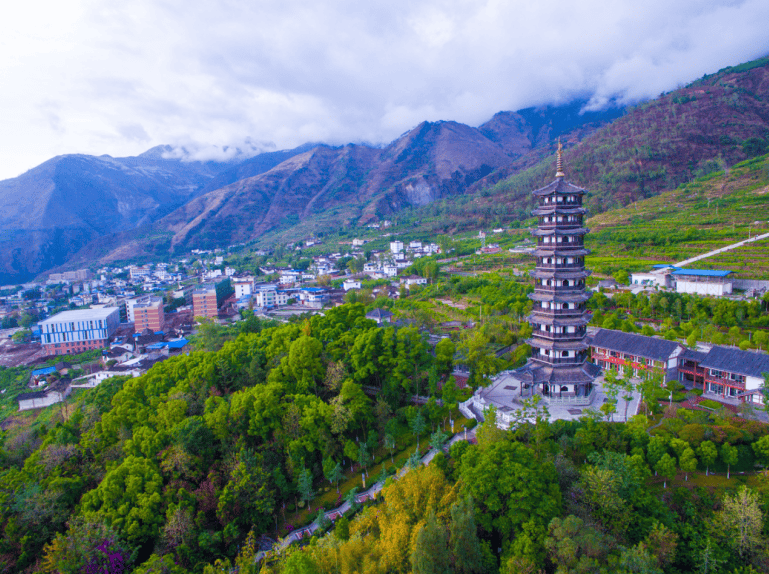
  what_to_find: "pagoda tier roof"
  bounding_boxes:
[531,269,592,280]
[527,337,590,351]
[532,206,587,216]
[509,360,601,386]
[529,291,592,303]
[534,247,591,257]
[527,313,591,327]
[532,177,588,197]
[532,227,589,237]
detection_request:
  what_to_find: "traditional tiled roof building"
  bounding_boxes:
[590,328,684,382]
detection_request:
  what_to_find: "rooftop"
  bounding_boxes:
[39,307,119,325]
[671,269,732,278]
[699,346,769,378]
[589,328,683,361]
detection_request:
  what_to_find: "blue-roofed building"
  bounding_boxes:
[32,366,57,378]
[672,268,733,296]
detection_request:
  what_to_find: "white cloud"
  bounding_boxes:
[0,0,768,179]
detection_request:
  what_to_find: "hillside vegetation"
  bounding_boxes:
[585,153,769,278]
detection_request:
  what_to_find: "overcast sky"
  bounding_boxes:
[1,0,768,180]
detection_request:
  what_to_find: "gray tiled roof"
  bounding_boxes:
[590,328,682,361]
[17,391,47,402]
[699,346,769,378]
[679,348,708,362]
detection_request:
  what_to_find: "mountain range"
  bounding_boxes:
[2,56,769,284]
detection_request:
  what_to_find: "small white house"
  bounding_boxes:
[403,275,428,289]
[343,279,362,291]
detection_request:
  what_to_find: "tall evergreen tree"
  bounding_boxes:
[411,509,451,574]
[450,496,484,574]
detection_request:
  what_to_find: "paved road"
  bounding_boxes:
[673,231,769,267]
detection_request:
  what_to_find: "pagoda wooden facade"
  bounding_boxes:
[515,145,600,403]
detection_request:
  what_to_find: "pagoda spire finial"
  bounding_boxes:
[555,138,565,178]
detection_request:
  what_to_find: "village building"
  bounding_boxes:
[192,285,218,320]
[402,275,428,289]
[39,307,121,355]
[366,308,393,324]
[132,295,165,332]
[672,269,733,296]
[17,379,72,411]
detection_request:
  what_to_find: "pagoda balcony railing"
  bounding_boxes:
[537,239,584,248]
[537,222,584,230]
[531,331,587,341]
[538,199,583,208]
[531,356,588,366]
[531,307,586,316]
[534,286,587,295]
[536,263,585,271]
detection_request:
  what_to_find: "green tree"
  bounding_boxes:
[450,496,485,574]
[698,440,718,475]
[751,434,769,467]
[460,440,561,558]
[655,453,676,489]
[435,338,456,376]
[721,442,738,479]
[335,516,350,541]
[430,430,448,453]
[217,453,275,533]
[679,448,698,481]
[647,435,669,473]
[384,433,397,464]
[80,456,164,544]
[324,459,344,493]
[410,410,426,451]
[298,467,314,511]
[712,486,764,562]
[411,509,451,574]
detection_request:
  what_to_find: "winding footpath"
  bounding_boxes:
[257,425,477,560]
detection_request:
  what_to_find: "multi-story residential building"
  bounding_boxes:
[590,329,684,382]
[390,241,404,254]
[133,296,165,332]
[40,308,120,355]
[233,277,254,299]
[255,288,277,308]
[192,285,218,320]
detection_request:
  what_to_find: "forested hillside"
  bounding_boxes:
[2,288,769,573]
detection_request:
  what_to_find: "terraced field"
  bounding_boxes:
[585,154,769,278]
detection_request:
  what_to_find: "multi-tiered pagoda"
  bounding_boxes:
[514,142,600,403]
